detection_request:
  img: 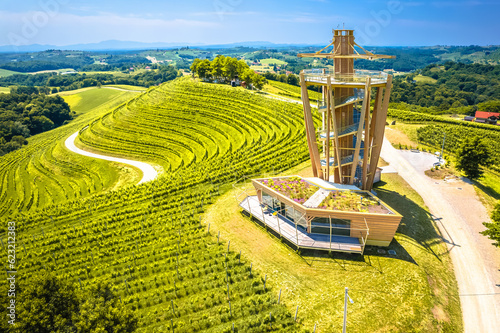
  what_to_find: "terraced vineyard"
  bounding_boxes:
[265,80,323,101]
[0,88,142,217]
[0,78,313,332]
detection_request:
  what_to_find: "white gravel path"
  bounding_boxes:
[381,137,500,333]
[65,131,157,184]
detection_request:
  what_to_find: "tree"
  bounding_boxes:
[73,281,138,332]
[240,68,254,87]
[196,59,212,80]
[16,271,138,333]
[481,202,500,247]
[223,57,239,80]
[287,74,299,86]
[251,72,266,90]
[16,271,80,332]
[211,55,225,81]
[455,136,491,180]
[190,58,202,77]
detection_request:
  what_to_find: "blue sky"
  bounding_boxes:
[1,0,499,46]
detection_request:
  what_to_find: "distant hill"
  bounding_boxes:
[0,40,318,53]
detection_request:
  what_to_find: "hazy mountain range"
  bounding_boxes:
[0,40,317,53]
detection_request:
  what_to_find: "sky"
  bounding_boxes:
[1,0,499,47]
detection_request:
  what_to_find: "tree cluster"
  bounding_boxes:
[391,61,500,110]
[0,87,72,155]
[482,202,500,247]
[263,72,299,86]
[0,271,138,332]
[455,136,491,180]
[190,55,266,89]
[0,65,180,92]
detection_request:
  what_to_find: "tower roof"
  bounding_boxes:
[298,28,395,60]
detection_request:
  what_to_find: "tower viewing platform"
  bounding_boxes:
[238,28,402,253]
[301,68,390,87]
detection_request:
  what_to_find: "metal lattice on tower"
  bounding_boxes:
[298,29,395,191]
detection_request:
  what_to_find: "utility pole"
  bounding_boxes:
[440,132,446,164]
[343,287,353,333]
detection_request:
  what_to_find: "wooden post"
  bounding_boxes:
[329,215,332,252]
[349,77,371,184]
[330,85,342,183]
[300,73,324,179]
[367,76,393,188]
[362,88,376,189]
[325,76,332,181]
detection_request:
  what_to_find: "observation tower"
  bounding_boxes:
[237,28,402,253]
[298,29,395,191]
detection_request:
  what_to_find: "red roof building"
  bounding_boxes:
[475,111,499,125]
[475,111,500,119]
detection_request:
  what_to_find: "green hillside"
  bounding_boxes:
[0,88,142,216]
[0,68,22,77]
[0,78,462,332]
[0,78,309,332]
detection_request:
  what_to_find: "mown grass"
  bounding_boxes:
[260,58,287,66]
[414,75,437,84]
[203,163,462,332]
[0,87,10,94]
[105,84,148,91]
[61,87,131,116]
[0,68,22,77]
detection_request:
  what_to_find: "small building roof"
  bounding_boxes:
[475,111,500,119]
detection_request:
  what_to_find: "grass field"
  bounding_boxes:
[61,87,131,116]
[0,68,22,77]
[0,87,10,93]
[106,84,148,91]
[250,65,274,73]
[414,75,437,84]
[260,58,287,66]
[204,164,462,332]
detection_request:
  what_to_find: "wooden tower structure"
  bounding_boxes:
[298,29,395,191]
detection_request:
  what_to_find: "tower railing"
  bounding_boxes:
[302,68,388,84]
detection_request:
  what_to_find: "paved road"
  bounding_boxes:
[65,131,157,184]
[381,137,500,333]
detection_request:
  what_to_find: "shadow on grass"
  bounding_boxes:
[474,178,500,201]
[240,177,458,269]
[240,193,425,272]
[375,181,457,259]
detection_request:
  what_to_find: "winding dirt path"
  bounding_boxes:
[65,131,157,184]
[381,137,500,333]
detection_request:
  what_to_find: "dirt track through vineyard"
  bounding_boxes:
[65,131,158,184]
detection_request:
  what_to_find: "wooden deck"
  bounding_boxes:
[239,196,363,253]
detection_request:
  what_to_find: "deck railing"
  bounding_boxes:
[236,188,369,253]
[302,68,388,84]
